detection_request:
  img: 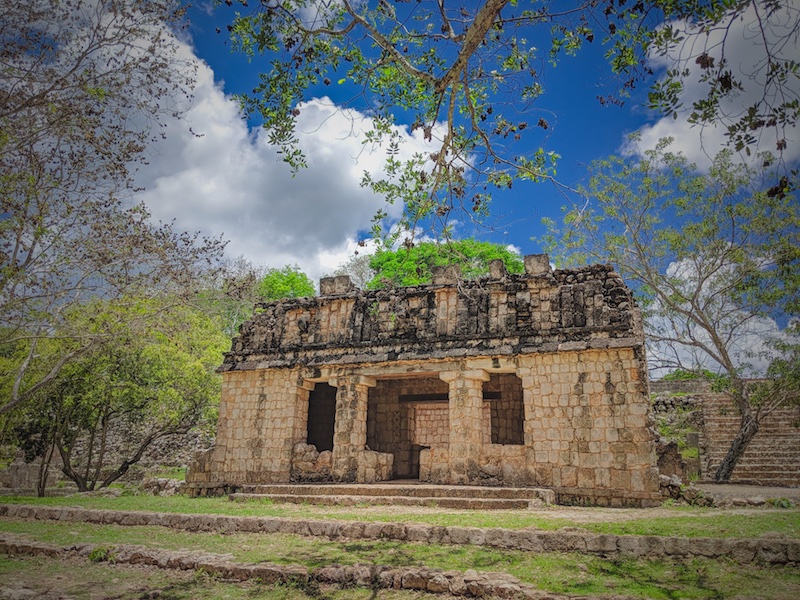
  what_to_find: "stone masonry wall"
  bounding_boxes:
[414,405,450,448]
[188,256,660,505]
[188,369,307,484]
[220,259,642,372]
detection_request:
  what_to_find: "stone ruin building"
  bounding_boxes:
[186,255,662,507]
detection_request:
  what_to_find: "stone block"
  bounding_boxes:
[319,275,355,296]
[524,254,551,275]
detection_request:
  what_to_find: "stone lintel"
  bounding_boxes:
[329,374,377,388]
[558,341,588,352]
[465,357,517,373]
[439,369,490,383]
[524,253,551,276]
[298,380,317,391]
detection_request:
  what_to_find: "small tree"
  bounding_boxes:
[367,239,524,289]
[542,138,799,480]
[331,253,376,290]
[197,256,269,336]
[257,265,316,301]
[12,298,228,494]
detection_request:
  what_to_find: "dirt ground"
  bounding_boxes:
[694,483,800,502]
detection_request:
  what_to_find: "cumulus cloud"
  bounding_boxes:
[628,1,800,168]
[135,51,438,282]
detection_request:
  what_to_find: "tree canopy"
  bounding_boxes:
[8,297,228,493]
[366,239,524,288]
[224,0,798,239]
[256,265,316,301]
[0,0,226,415]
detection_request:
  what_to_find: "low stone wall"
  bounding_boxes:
[1,504,796,565]
[356,449,393,483]
[0,533,561,599]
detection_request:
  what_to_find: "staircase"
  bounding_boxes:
[229,482,556,509]
[701,394,800,486]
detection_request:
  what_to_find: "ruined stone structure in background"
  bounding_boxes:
[187,255,662,506]
[651,380,800,487]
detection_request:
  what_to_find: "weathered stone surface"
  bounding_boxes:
[187,257,661,505]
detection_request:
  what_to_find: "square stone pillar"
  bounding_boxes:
[440,369,490,484]
[329,374,376,482]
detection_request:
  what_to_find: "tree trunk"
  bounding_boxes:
[713,412,760,481]
[35,438,56,497]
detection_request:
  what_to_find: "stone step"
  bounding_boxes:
[706,448,800,464]
[704,454,800,462]
[730,468,800,476]
[229,493,537,510]
[704,455,800,464]
[236,482,555,502]
[726,480,800,487]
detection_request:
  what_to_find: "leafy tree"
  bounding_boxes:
[367,239,524,289]
[196,256,269,336]
[257,265,316,301]
[331,253,377,289]
[223,0,797,238]
[10,298,228,494]
[542,138,799,481]
[0,0,226,414]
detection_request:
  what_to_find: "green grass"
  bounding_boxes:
[149,466,188,481]
[0,554,442,600]
[1,519,799,599]
[1,494,798,539]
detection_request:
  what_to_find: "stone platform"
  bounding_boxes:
[208,481,555,509]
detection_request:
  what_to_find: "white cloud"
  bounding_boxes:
[135,52,438,282]
[628,1,800,169]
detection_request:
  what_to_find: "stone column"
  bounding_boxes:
[440,369,489,484]
[329,374,376,482]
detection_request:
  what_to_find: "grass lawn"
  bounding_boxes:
[2,494,799,598]
[1,493,798,539]
[0,555,444,600]
[1,517,800,599]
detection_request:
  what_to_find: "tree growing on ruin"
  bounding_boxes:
[256,265,316,301]
[223,0,798,238]
[0,0,226,415]
[366,239,524,289]
[542,138,799,480]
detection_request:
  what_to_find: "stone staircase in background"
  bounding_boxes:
[701,393,800,487]
[229,482,555,510]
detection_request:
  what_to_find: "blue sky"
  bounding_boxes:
[132,1,798,284]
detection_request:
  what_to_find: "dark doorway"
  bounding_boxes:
[307,383,336,452]
[484,373,525,445]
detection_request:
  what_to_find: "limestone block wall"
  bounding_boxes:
[484,373,525,445]
[519,348,659,505]
[367,377,449,477]
[414,404,450,447]
[188,256,661,505]
[187,369,306,485]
